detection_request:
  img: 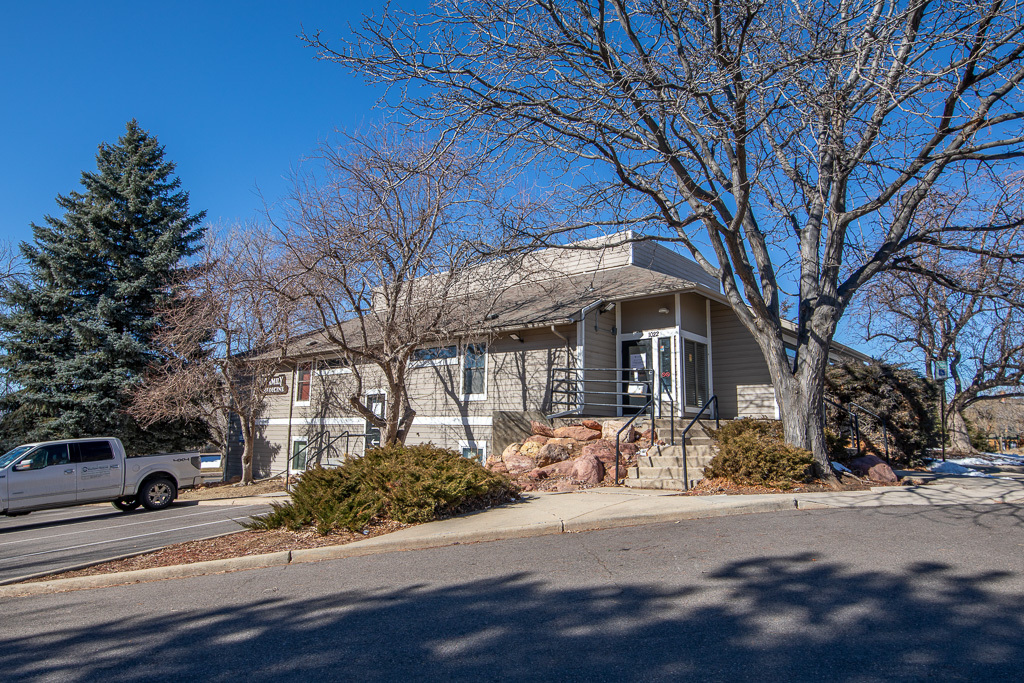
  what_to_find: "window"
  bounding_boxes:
[462,343,487,398]
[684,339,709,408]
[292,439,308,470]
[295,363,312,403]
[412,345,458,367]
[460,441,486,464]
[317,357,351,375]
[77,440,113,462]
[16,444,70,470]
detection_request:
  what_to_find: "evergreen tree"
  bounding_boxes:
[0,120,208,453]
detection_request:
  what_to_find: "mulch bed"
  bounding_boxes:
[23,520,408,584]
[682,473,896,496]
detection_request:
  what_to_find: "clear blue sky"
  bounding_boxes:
[0,1,410,245]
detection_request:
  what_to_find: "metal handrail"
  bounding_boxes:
[679,395,719,491]
[823,397,891,463]
[614,397,656,486]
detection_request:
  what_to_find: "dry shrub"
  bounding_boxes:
[248,443,520,534]
[705,419,813,489]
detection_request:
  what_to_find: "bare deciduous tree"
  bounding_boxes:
[307,0,1024,479]
[273,133,528,446]
[858,183,1024,454]
[130,227,297,485]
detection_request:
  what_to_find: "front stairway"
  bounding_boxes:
[624,421,717,490]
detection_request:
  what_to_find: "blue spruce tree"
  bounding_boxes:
[0,120,208,453]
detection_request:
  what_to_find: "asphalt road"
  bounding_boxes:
[4,503,1024,682]
[0,501,270,583]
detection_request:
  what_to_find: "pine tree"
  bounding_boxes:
[0,120,208,453]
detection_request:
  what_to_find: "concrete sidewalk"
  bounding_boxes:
[5,470,1023,598]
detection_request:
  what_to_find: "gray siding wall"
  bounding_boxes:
[679,293,707,335]
[620,294,676,334]
[631,240,720,289]
[581,308,618,416]
[242,326,576,473]
[709,301,776,419]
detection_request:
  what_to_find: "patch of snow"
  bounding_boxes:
[831,462,852,474]
[949,457,992,467]
[982,452,1024,463]
[927,461,993,478]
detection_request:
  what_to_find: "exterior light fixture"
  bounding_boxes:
[600,302,616,312]
[509,333,524,343]
[658,307,670,315]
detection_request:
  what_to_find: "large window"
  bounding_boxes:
[412,345,458,367]
[295,363,312,403]
[462,343,487,398]
[684,339,709,408]
[460,440,486,464]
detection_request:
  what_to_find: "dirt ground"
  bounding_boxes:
[178,477,288,501]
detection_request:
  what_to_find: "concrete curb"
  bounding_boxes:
[0,497,798,599]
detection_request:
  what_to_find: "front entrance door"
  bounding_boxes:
[621,339,653,415]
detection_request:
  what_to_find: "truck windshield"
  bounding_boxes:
[0,445,34,469]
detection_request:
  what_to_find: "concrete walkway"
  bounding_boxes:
[4,469,1023,598]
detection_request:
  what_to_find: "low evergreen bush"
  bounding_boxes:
[705,419,813,489]
[247,443,520,534]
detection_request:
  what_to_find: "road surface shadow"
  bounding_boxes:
[1,551,1021,681]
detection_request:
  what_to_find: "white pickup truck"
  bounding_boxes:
[0,437,205,516]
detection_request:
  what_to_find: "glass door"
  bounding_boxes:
[620,339,652,415]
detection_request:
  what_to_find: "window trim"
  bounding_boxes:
[411,344,460,368]
[459,440,487,464]
[460,342,488,401]
[316,357,352,376]
[294,362,312,406]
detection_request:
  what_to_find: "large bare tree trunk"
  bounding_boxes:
[946,409,976,456]
[240,418,256,485]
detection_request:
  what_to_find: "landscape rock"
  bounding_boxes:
[488,462,509,474]
[527,468,547,481]
[581,419,603,432]
[571,454,604,486]
[553,425,602,441]
[535,443,572,467]
[504,452,537,474]
[637,428,659,447]
[617,442,639,462]
[525,434,549,445]
[519,440,544,458]
[603,463,629,481]
[601,420,638,443]
[849,455,899,484]
[539,459,575,477]
[582,439,619,465]
[530,420,555,438]
[546,437,581,457]
[500,443,522,463]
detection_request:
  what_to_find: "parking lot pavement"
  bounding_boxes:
[0,501,271,583]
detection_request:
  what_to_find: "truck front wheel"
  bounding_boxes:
[139,478,176,511]
[112,497,141,512]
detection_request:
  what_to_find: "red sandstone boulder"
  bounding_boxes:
[500,443,521,462]
[540,459,575,477]
[530,421,555,438]
[505,452,536,474]
[535,443,572,467]
[527,468,548,481]
[582,439,618,464]
[525,434,549,445]
[487,462,509,474]
[571,454,604,486]
[581,419,603,432]
[601,420,638,443]
[546,437,580,457]
[604,463,629,481]
[849,455,898,484]
[617,442,639,461]
[553,425,602,441]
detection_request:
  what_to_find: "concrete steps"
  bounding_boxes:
[623,429,719,491]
